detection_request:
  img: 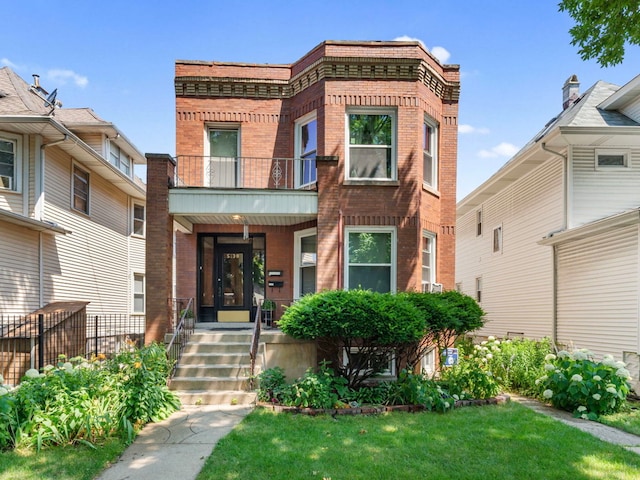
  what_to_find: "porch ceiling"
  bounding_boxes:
[169,188,318,228]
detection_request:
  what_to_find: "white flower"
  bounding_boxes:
[0,386,8,396]
[486,353,493,360]
[606,386,618,394]
[581,414,588,420]
[63,362,74,372]
[543,389,554,399]
[571,374,583,383]
[453,394,459,401]
[593,375,602,382]
[25,368,40,378]
[488,336,496,341]
[443,401,450,409]
[481,341,488,345]
[486,371,493,377]
[0,374,3,384]
[535,375,548,385]
[492,346,500,352]
[494,340,501,345]
[577,406,587,412]
[616,368,631,379]
[573,351,588,361]
[557,350,570,358]
[592,393,601,401]
[474,345,482,350]
[615,361,627,369]
[602,357,617,367]
[544,364,555,371]
[545,354,557,361]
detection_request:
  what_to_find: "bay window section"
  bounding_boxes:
[295,113,317,187]
[345,227,396,293]
[0,136,17,191]
[423,117,438,189]
[347,110,395,180]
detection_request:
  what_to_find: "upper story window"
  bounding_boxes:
[345,227,396,293]
[596,149,629,169]
[133,203,145,237]
[493,225,503,253]
[476,210,483,236]
[109,142,132,176]
[423,116,439,189]
[208,128,239,187]
[72,165,90,214]
[295,113,317,188]
[346,109,396,180]
[475,277,482,302]
[0,135,19,191]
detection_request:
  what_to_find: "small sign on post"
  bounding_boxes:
[443,348,458,367]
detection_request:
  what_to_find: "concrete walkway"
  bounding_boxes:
[511,395,640,455]
[95,405,252,480]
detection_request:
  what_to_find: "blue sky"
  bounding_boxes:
[2,0,638,200]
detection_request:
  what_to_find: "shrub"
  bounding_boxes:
[279,290,425,388]
[287,364,349,409]
[256,367,289,404]
[384,370,457,412]
[439,341,501,400]
[537,349,632,419]
[0,375,17,450]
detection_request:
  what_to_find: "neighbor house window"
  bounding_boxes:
[294,228,317,299]
[0,135,19,191]
[475,277,482,302]
[133,203,145,236]
[347,109,396,180]
[133,274,145,313]
[72,165,89,214]
[295,113,317,187]
[109,142,132,176]
[596,149,629,168]
[421,231,436,292]
[476,210,483,236]
[345,227,396,293]
[423,116,438,189]
[493,225,503,253]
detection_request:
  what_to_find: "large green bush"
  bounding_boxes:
[279,290,426,388]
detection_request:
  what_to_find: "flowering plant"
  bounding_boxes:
[536,349,631,419]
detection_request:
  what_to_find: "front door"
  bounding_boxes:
[215,243,252,322]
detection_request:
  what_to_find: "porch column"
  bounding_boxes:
[145,153,176,344]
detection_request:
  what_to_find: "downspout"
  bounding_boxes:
[541,142,567,348]
[37,134,68,307]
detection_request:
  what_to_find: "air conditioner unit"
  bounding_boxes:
[431,283,443,293]
[0,175,12,189]
[422,282,430,293]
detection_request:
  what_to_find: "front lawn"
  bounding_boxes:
[198,402,640,480]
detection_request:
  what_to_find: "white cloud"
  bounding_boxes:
[459,124,490,135]
[392,36,450,63]
[478,142,519,158]
[47,69,89,88]
[1,58,21,69]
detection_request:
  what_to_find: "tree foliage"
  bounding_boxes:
[559,0,640,66]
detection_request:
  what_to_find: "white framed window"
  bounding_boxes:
[476,209,483,236]
[475,277,482,303]
[295,112,317,188]
[206,126,240,187]
[0,133,21,192]
[343,347,396,378]
[421,231,436,292]
[109,142,132,176]
[346,108,396,180]
[133,203,145,237]
[345,226,396,293]
[420,347,436,376]
[72,165,90,214]
[133,273,145,313]
[293,228,317,300]
[596,149,630,169]
[493,225,503,253]
[423,116,438,189]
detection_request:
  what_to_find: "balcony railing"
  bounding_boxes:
[175,156,317,191]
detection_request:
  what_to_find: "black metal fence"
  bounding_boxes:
[0,311,145,386]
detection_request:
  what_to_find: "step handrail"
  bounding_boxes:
[248,303,262,388]
[166,297,194,377]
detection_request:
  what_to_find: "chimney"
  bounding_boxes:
[562,74,580,110]
[32,74,40,88]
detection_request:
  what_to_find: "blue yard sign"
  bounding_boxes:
[443,348,458,366]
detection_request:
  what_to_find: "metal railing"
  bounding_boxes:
[248,303,262,387]
[166,298,195,377]
[0,312,145,386]
[174,155,317,190]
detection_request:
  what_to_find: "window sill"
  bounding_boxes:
[0,187,21,195]
[422,184,440,197]
[343,180,399,187]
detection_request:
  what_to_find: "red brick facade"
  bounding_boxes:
[147,41,459,333]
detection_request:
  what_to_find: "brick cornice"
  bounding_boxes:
[175,56,460,101]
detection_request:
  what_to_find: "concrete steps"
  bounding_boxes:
[170,330,262,406]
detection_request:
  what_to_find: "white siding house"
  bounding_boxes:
[456,74,640,384]
[0,67,146,318]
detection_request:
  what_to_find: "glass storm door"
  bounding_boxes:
[215,244,252,322]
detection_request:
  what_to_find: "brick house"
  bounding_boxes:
[146,41,460,343]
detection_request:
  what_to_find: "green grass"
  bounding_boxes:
[198,402,640,480]
[599,399,640,436]
[0,437,127,480]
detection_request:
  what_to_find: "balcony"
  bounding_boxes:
[170,156,318,230]
[175,156,317,191]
